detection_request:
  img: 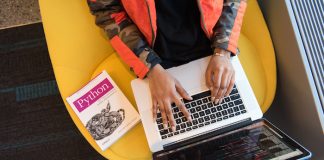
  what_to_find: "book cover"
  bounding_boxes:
[66,70,141,151]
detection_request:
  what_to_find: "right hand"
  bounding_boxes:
[147,64,193,132]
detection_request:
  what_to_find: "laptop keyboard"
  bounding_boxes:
[156,85,247,140]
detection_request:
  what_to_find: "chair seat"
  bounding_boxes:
[39,0,276,159]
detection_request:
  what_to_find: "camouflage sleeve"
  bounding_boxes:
[211,0,248,55]
[87,0,161,77]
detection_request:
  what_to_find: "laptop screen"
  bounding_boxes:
[153,119,309,160]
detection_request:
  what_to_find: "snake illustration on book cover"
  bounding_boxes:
[86,102,125,140]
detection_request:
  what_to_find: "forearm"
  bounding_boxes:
[87,0,161,78]
[211,0,248,55]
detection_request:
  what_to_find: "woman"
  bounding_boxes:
[87,0,247,132]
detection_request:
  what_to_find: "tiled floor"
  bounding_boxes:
[0,23,105,159]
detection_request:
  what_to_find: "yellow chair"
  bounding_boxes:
[39,0,276,159]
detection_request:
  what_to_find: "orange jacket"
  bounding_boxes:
[87,0,247,78]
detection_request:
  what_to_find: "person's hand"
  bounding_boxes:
[205,49,235,104]
[147,64,193,132]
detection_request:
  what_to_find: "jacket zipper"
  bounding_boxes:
[196,0,210,39]
[145,0,156,47]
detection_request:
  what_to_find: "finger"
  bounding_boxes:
[219,71,231,103]
[163,100,176,132]
[225,72,235,96]
[158,100,168,129]
[212,69,223,103]
[152,98,158,122]
[174,95,192,122]
[175,80,193,101]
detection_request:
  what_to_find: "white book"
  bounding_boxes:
[66,70,141,151]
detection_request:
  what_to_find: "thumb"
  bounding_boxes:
[175,80,193,101]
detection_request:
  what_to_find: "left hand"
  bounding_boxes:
[205,49,235,104]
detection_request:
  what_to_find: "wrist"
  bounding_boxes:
[147,64,163,78]
[213,48,231,59]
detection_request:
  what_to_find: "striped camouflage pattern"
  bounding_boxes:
[87,0,161,76]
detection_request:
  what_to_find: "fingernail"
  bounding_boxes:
[189,96,193,100]
[211,97,215,101]
[163,124,168,129]
[171,126,176,132]
[188,117,193,122]
[215,99,219,104]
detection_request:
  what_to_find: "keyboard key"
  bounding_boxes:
[186,122,192,127]
[217,105,222,111]
[158,124,163,130]
[241,110,247,114]
[230,88,238,94]
[208,97,212,102]
[160,129,168,135]
[198,124,204,127]
[173,108,179,113]
[222,104,228,109]
[198,118,204,123]
[168,133,173,137]
[239,105,245,110]
[210,114,216,119]
[193,113,199,119]
[228,102,234,107]
[199,111,205,117]
[193,120,198,125]
[211,108,217,113]
[229,114,234,117]
[157,112,161,118]
[204,116,210,121]
[196,106,202,111]
[211,120,217,123]
[191,101,197,107]
[217,118,222,121]
[178,112,184,117]
[216,112,222,117]
[174,131,179,135]
[202,104,207,110]
[181,117,187,122]
[156,118,162,124]
[190,108,196,113]
[228,108,233,114]
[235,112,241,116]
[176,119,181,124]
[207,102,213,108]
[180,130,185,133]
[186,128,192,131]
[234,106,239,112]
[225,97,230,102]
[202,98,208,103]
[223,116,228,119]
[162,135,167,139]
[205,109,211,115]
[230,94,241,100]
[193,125,198,129]
[205,122,210,125]
[176,125,180,130]
[173,114,178,119]
[222,110,228,115]
[185,104,191,109]
[234,99,243,105]
[197,100,203,105]
[172,103,177,108]
[180,123,186,129]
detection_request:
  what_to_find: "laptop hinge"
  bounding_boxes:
[162,118,253,151]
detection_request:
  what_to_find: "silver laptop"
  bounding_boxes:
[131,56,311,159]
